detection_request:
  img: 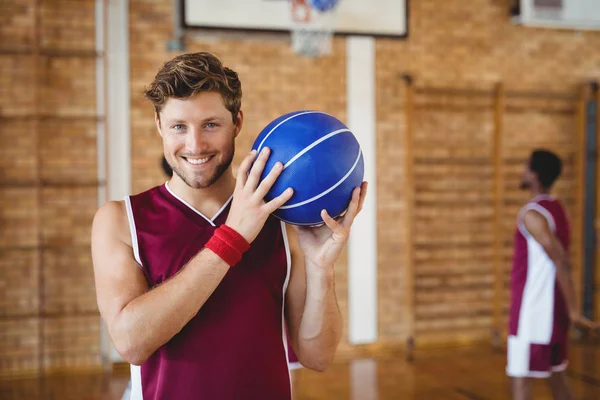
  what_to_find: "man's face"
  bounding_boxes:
[156,91,242,189]
[520,159,537,191]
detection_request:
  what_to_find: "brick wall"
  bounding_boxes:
[0,0,101,377]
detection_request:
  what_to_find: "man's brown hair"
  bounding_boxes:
[144,52,242,122]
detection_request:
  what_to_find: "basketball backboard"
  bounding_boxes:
[180,0,408,37]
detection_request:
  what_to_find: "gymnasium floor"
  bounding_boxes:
[1,342,598,400]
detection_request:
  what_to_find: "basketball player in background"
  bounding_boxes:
[507,149,599,400]
[92,52,367,400]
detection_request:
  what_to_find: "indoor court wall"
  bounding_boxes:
[1,0,600,378]
[129,0,600,353]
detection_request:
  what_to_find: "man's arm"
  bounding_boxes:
[523,210,598,330]
[284,225,343,372]
[92,201,230,365]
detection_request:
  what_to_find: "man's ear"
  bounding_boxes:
[155,112,163,137]
[234,110,244,138]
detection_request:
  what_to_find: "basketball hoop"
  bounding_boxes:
[289,0,340,57]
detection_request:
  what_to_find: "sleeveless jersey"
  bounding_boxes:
[124,183,292,400]
[508,195,570,344]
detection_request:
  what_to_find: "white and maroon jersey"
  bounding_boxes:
[508,195,571,344]
[124,183,293,400]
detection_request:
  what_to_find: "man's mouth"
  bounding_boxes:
[183,155,213,166]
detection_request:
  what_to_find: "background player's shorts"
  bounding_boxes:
[506,335,568,378]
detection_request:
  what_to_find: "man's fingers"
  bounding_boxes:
[246,147,271,191]
[264,188,294,213]
[255,162,284,199]
[357,181,368,213]
[340,187,361,228]
[236,150,258,189]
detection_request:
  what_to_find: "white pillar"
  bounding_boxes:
[346,36,378,345]
[100,0,131,364]
[106,0,131,203]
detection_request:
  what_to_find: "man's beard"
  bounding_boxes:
[170,142,235,189]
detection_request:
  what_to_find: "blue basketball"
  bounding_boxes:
[252,111,364,226]
[311,0,339,12]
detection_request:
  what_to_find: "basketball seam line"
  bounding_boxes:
[255,110,335,154]
[279,147,362,210]
[283,128,351,169]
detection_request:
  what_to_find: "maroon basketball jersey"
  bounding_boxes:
[124,183,293,400]
[509,195,570,344]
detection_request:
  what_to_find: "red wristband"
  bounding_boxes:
[205,225,250,266]
[215,225,251,253]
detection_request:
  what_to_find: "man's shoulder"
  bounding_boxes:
[95,200,126,223]
[92,200,131,246]
[535,196,568,221]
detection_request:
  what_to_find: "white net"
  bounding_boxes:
[290,0,340,57]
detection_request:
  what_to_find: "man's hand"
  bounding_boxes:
[570,312,600,333]
[226,147,293,243]
[294,182,368,270]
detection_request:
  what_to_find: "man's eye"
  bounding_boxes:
[173,124,185,130]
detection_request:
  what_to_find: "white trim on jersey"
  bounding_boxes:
[124,196,143,267]
[164,182,233,226]
[288,361,303,370]
[518,202,556,237]
[211,194,234,222]
[280,221,294,389]
[129,364,143,400]
[123,198,144,399]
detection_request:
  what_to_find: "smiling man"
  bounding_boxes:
[91,52,367,400]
